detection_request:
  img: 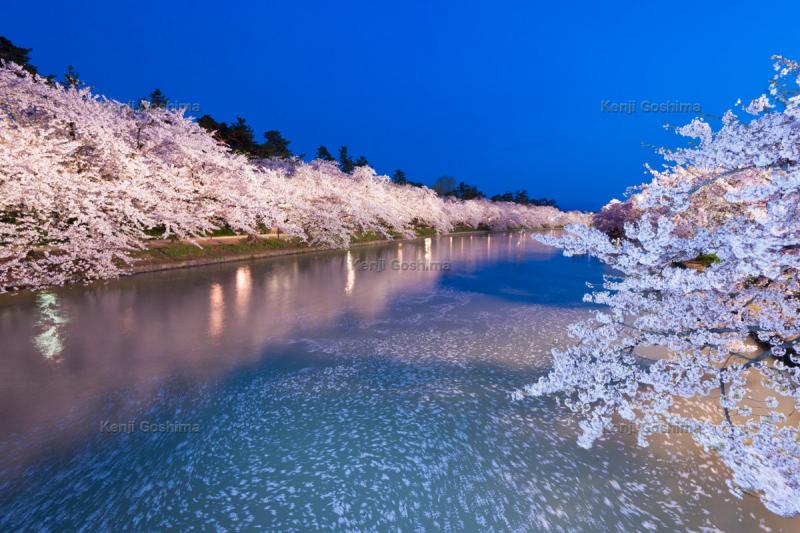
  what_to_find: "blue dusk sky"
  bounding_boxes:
[4,0,799,210]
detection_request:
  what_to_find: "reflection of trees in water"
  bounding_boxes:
[34,292,67,361]
[345,251,355,296]
[0,233,556,465]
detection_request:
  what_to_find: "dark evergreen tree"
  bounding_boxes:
[63,65,82,88]
[432,176,456,196]
[197,114,224,134]
[453,181,484,200]
[491,191,514,202]
[338,146,355,173]
[392,169,408,185]
[225,117,258,154]
[198,116,293,159]
[198,115,258,154]
[149,88,168,108]
[531,197,558,207]
[490,189,557,207]
[0,36,37,74]
[316,145,335,161]
[261,130,292,159]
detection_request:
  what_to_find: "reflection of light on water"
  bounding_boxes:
[345,251,355,295]
[2,232,791,533]
[268,267,295,295]
[120,307,135,334]
[235,266,252,316]
[424,237,432,264]
[34,292,67,361]
[487,234,491,255]
[209,283,225,337]
[268,273,280,295]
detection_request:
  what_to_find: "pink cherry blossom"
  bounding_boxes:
[522,58,800,517]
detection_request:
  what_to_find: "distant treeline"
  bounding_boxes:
[0,35,559,208]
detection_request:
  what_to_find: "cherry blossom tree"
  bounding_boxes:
[0,61,293,290]
[519,58,800,517]
[592,198,642,240]
[0,61,581,291]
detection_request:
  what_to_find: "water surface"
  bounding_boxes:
[0,233,796,531]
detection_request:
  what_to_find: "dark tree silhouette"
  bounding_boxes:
[0,36,37,74]
[338,146,355,173]
[316,145,335,161]
[197,115,293,159]
[148,88,168,108]
[261,130,292,159]
[491,188,558,208]
[454,181,484,200]
[63,65,82,88]
[432,176,456,196]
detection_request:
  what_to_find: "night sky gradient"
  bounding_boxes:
[5,0,799,210]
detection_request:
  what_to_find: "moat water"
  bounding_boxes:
[0,233,796,531]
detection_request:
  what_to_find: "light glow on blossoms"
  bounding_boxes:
[0,62,586,292]
[519,57,800,517]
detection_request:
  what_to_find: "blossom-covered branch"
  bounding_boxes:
[0,62,586,292]
[519,57,800,517]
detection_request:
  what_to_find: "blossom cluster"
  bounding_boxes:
[523,58,800,517]
[0,63,585,291]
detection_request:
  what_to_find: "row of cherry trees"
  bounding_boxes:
[0,62,585,292]
[521,58,800,516]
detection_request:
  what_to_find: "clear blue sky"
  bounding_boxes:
[4,0,799,210]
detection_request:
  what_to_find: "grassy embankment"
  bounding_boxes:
[134,224,488,266]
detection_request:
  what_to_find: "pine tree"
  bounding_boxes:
[392,169,408,185]
[261,130,292,159]
[316,145,335,161]
[338,146,355,173]
[63,65,82,88]
[149,88,168,108]
[0,36,37,74]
